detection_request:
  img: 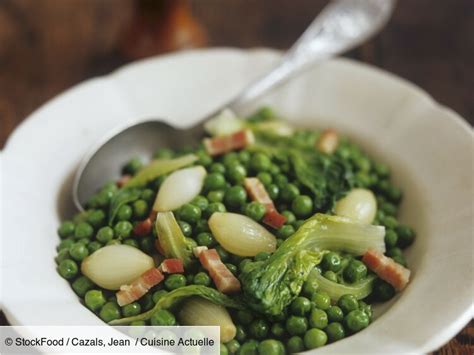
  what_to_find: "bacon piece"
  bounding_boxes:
[244,178,287,229]
[117,174,132,188]
[133,218,152,236]
[160,259,184,274]
[362,248,411,291]
[263,210,287,229]
[193,246,208,258]
[116,268,164,306]
[199,249,241,294]
[316,129,339,154]
[204,129,255,156]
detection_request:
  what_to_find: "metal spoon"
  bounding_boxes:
[73,0,396,210]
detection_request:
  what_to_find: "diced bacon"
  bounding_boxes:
[160,259,184,274]
[193,246,208,258]
[117,174,132,188]
[316,129,339,154]
[199,249,241,294]
[362,248,411,291]
[244,177,287,229]
[116,268,164,306]
[263,209,287,229]
[133,218,152,236]
[204,129,255,156]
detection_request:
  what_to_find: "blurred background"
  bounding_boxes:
[0,0,472,351]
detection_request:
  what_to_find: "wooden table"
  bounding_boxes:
[0,0,472,353]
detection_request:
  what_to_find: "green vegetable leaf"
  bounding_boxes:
[108,188,141,225]
[124,154,198,188]
[240,213,385,316]
[109,285,244,325]
[155,211,193,267]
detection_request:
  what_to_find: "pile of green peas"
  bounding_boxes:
[55,120,415,353]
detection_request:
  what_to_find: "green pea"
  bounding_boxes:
[286,315,308,336]
[194,219,210,234]
[57,238,75,252]
[302,278,319,297]
[216,246,229,261]
[197,151,212,166]
[290,296,312,316]
[235,325,247,342]
[249,319,269,339]
[292,195,313,218]
[396,224,416,248]
[152,290,168,304]
[254,252,271,262]
[325,322,345,342]
[58,221,75,238]
[277,224,295,240]
[117,205,133,221]
[373,279,395,301]
[96,226,114,243]
[176,220,192,237]
[380,201,397,216]
[293,219,305,230]
[257,172,272,186]
[287,336,304,353]
[153,148,173,159]
[69,243,89,261]
[207,190,225,203]
[236,310,253,325]
[384,229,398,248]
[345,309,369,332]
[244,202,266,221]
[191,195,209,211]
[239,259,253,273]
[122,302,142,317]
[196,232,215,247]
[327,306,344,322]
[114,221,133,238]
[386,185,402,203]
[210,163,226,174]
[55,249,70,264]
[106,239,121,246]
[321,252,342,272]
[358,301,373,320]
[273,174,288,188]
[323,270,338,282]
[132,200,149,219]
[204,173,227,191]
[123,239,139,248]
[392,254,408,267]
[226,164,247,184]
[150,309,176,326]
[87,242,102,255]
[193,272,211,286]
[140,293,154,311]
[280,183,300,203]
[257,339,285,355]
[140,189,155,203]
[374,162,390,178]
[250,153,271,172]
[164,274,187,290]
[344,260,368,283]
[85,290,106,312]
[224,186,247,209]
[95,189,114,208]
[281,210,296,224]
[222,153,239,168]
[337,294,359,313]
[238,150,251,164]
[220,344,229,355]
[383,216,398,229]
[58,259,78,279]
[122,157,143,175]
[239,340,259,355]
[74,222,94,239]
[77,238,90,245]
[177,204,201,224]
[86,210,106,228]
[140,236,155,254]
[270,322,286,338]
[72,276,94,297]
[304,328,327,349]
[226,339,240,354]
[261,184,277,203]
[354,171,371,187]
[312,291,331,310]
[309,308,328,329]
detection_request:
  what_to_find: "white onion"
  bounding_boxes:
[178,297,236,342]
[208,212,277,256]
[335,188,377,224]
[153,166,207,212]
[81,245,154,290]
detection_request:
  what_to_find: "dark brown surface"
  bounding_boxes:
[0,0,472,353]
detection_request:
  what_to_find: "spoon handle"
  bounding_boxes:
[228,0,396,112]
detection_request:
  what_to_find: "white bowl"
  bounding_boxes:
[1,48,473,354]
